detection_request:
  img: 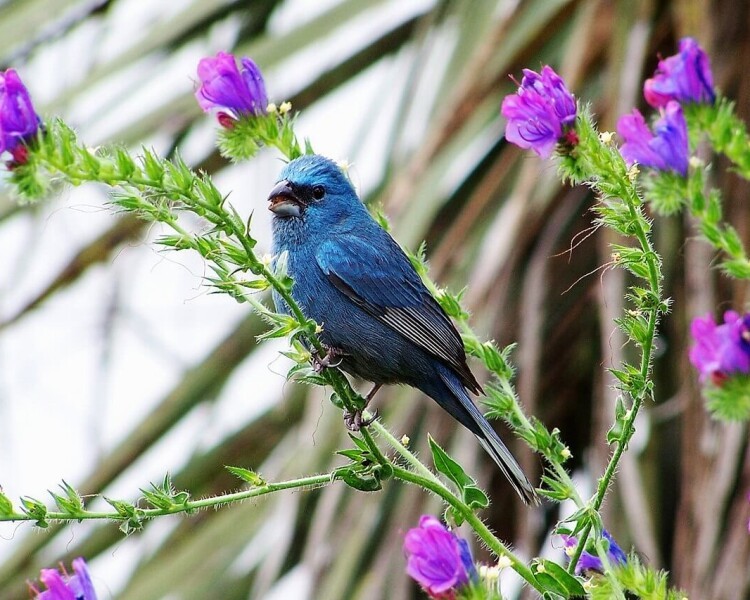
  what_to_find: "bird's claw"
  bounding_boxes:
[343,383,382,430]
[344,408,379,432]
[311,345,345,373]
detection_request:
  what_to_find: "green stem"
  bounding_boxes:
[368,418,444,487]
[0,473,333,523]
[592,198,659,507]
[567,521,591,575]
[570,181,661,580]
[359,424,390,467]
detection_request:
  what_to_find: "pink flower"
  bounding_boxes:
[34,557,97,599]
[195,52,268,125]
[404,515,476,598]
[689,311,750,383]
[501,66,576,158]
[617,101,688,176]
[561,529,627,574]
[0,68,41,163]
[644,38,715,108]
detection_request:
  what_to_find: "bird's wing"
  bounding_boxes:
[315,234,481,394]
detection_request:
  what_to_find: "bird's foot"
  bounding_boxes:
[343,383,382,431]
[344,407,379,431]
[311,345,346,373]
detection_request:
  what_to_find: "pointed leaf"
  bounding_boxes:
[225,466,266,486]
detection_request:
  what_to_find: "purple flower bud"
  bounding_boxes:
[0,68,41,162]
[404,515,476,598]
[689,311,750,384]
[35,557,97,599]
[195,52,268,125]
[501,66,577,158]
[562,529,627,574]
[617,101,688,176]
[644,38,715,108]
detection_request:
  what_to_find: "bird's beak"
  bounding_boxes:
[268,180,303,218]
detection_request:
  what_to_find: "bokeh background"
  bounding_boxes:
[0,0,748,598]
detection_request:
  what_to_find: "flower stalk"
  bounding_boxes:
[0,473,333,529]
[560,108,664,576]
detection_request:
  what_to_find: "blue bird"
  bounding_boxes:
[267,154,536,503]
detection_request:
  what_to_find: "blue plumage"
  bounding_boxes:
[267,154,536,503]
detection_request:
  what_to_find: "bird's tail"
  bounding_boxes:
[425,365,539,505]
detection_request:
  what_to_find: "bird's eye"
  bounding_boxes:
[312,185,325,200]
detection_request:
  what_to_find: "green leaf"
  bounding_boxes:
[225,466,266,486]
[462,485,489,509]
[428,435,474,489]
[114,146,136,177]
[140,475,185,511]
[704,376,750,421]
[0,491,14,516]
[721,257,750,279]
[532,559,586,597]
[331,466,382,492]
[105,497,147,534]
[20,496,48,528]
[348,434,371,452]
[105,497,137,517]
[606,396,628,444]
[428,435,488,508]
[157,234,194,250]
[539,474,573,502]
[141,148,165,182]
[49,492,78,515]
[336,449,366,461]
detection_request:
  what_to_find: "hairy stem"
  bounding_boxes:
[570,161,661,580]
[368,417,444,486]
[0,474,333,524]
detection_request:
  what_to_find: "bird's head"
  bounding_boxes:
[268,155,363,231]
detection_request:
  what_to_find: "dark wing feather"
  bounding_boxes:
[317,236,482,394]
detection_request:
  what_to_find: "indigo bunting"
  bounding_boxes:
[268,154,536,503]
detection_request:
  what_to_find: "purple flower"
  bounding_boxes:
[644,38,715,108]
[617,101,688,176]
[404,515,476,599]
[562,529,627,574]
[195,52,268,125]
[0,68,41,162]
[689,311,750,384]
[501,66,577,158]
[34,557,97,599]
